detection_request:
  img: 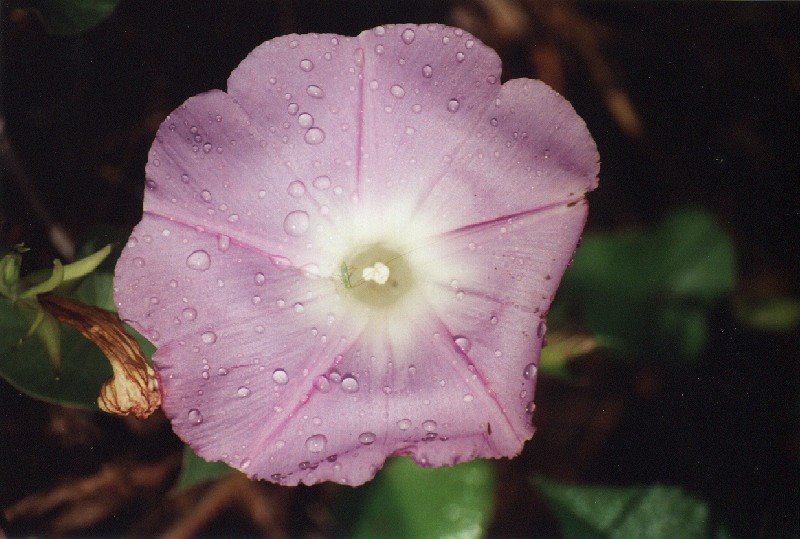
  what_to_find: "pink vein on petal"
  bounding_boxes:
[428,310,527,445]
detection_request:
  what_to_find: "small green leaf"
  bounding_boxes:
[176,445,233,490]
[345,457,495,539]
[0,296,112,407]
[534,477,712,538]
[16,0,120,35]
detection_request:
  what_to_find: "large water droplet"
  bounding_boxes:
[201,331,217,344]
[523,363,538,380]
[182,307,197,321]
[397,418,412,430]
[283,210,310,236]
[390,84,405,98]
[422,64,433,78]
[306,85,324,98]
[272,369,289,385]
[341,376,359,393]
[237,386,251,398]
[422,420,437,432]
[305,434,327,453]
[454,336,471,352]
[359,432,376,445]
[187,409,203,424]
[401,28,416,44]
[447,99,460,112]
[186,250,211,271]
[298,112,313,128]
[287,180,306,197]
[299,59,314,71]
[304,127,325,144]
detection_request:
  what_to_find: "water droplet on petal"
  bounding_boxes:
[201,190,212,202]
[304,127,325,144]
[456,51,465,62]
[287,180,306,197]
[254,272,266,285]
[237,386,251,398]
[287,102,299,115]
[373,25,386,36]
[182,307,197,321]
[306,85,324,98]
[397,418,412,430]
[298,112,313,128]
[186,250,211,271]
[305,434,327,453]
[526,401,536,414]
[422,420,437,432]
[293,302,305,313]
[523,363,538,380]
[341,376,359,393]
[447,99,460,112]
[299,59,314,71]
[201,331,217,344]
[188,409,203,424]
[422,64,433,78]
[314,375,331,392]
[272,369,288,385]
[359,432,376,445]
[454,336,471,352]
[390,84,405,98]
[283,211,310,236]
[536,320,547,339]
[463,394,474,402]
[401,28,416,44]
[313,175,331,190]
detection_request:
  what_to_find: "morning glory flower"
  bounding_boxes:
[114,23,599,486]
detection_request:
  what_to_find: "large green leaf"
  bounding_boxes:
[176,445,234,490]
[16,0,120,35]
[346,457,495,539]
[556,208,736,362]
[534,478,712,538]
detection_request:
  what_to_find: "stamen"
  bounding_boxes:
[362,262,390,285]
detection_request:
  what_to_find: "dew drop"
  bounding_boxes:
[401,28,416,44]
[536,320,547,339]
[187,409,203,424]
[422,420,437,432]
[313,175,331,190]
[523,363,538,380]
[456,51,465,62]
[299,59,314,71]
[341,376,359,393]
[526,401,536,415]
[447,99,460,112]
[464,394,474,402]
[201,331,217,344]
[490,117,499,127]
[305,434,327,453]
[422,64,433,78]
[314,375,331,392]
[397,418,412,430]
[454,336,471,352]
[202,142,212,153]
[182,307,197,321]
[201,190,212,202]
[390,84,405,98]
[287,180,306,197]
[237,386,251,398]
[283,210,310,236]
[373,25,386,36]
[304,127,325,144]
[359,432,376,445]
[293,302,305,313]
[298,112,313,128]
[217,367,228,376]
[186,250,211,271]
[306,85,324,98]
[272,369,289,385]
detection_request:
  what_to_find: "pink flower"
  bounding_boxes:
[114,24,598,486]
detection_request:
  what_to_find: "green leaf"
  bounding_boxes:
[73,272,116,312]
[534,478,711,538]
[346,457,495,539]
[16,0,120,35]
[557,208,736,363]
[0,295,112,407]
[176,445,233,490]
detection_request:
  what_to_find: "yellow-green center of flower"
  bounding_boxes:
[340,243,414,308]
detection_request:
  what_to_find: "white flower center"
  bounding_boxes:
[362,261,390,285]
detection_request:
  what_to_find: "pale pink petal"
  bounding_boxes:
[226,33,364,221]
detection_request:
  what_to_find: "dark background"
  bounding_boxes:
[1,1,798,536]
